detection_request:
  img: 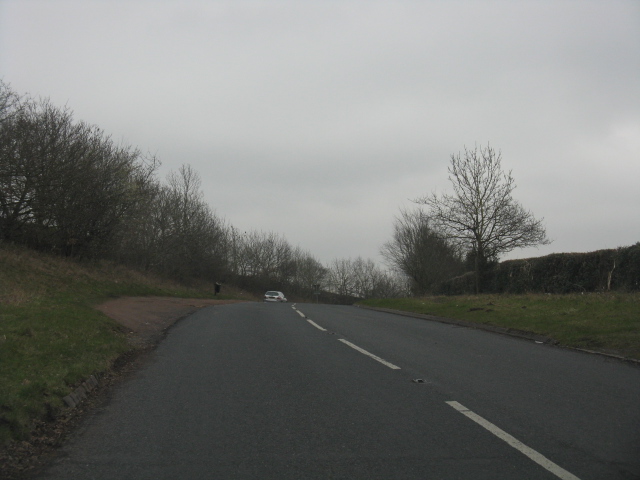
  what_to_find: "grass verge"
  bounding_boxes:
[0,244,240,445]
[359,293,640,361]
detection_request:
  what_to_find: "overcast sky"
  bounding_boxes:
[2,1,639,266]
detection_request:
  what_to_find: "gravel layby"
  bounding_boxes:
[0,297,244,479]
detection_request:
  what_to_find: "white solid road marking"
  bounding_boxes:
[338,339,401,370]
[446,401,581,480]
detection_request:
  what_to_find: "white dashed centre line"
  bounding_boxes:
[293,308,326,331]
[446,401,581,480]
[306,319,327,331]
[295,308,399,369]
[338,339,401,370]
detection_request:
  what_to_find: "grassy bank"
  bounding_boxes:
[360,294,640,361]
[0,244,238,445]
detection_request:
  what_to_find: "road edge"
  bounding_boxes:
[357,304,640,366]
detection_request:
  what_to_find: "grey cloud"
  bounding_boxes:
[1,0,638,263]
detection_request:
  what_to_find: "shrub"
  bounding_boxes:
[437,243,639,294]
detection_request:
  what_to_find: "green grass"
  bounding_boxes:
[0,244,239,445]
[360,294,640,360]
[0,299,129,442]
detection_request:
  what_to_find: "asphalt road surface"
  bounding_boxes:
[37,302,640,479]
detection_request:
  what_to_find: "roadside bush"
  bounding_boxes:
[437,243,639,294]
[435,271,475,295]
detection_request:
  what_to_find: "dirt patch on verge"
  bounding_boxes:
[97,296,243,346]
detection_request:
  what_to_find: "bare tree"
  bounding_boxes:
[149,165,229,280]
[381,208,465,295]
[288,247,327,298]
[227,228,299,291]
[326,258,357,297]
[325,256,406,299]
[415,144,550,293]
[111,176,163,269]
[0,94,158,256]
[351,257,377,298]
[369,269,410,298]
[0,80,21,126]
[0,82,27,240]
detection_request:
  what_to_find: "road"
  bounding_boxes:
[37,302,640,479]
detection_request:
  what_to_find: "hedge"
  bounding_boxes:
[437,243,640,294]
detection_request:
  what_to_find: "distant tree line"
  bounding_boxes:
[0,81,404,301]
[9,81,620,298]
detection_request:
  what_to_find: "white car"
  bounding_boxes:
[264,291,287,302]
